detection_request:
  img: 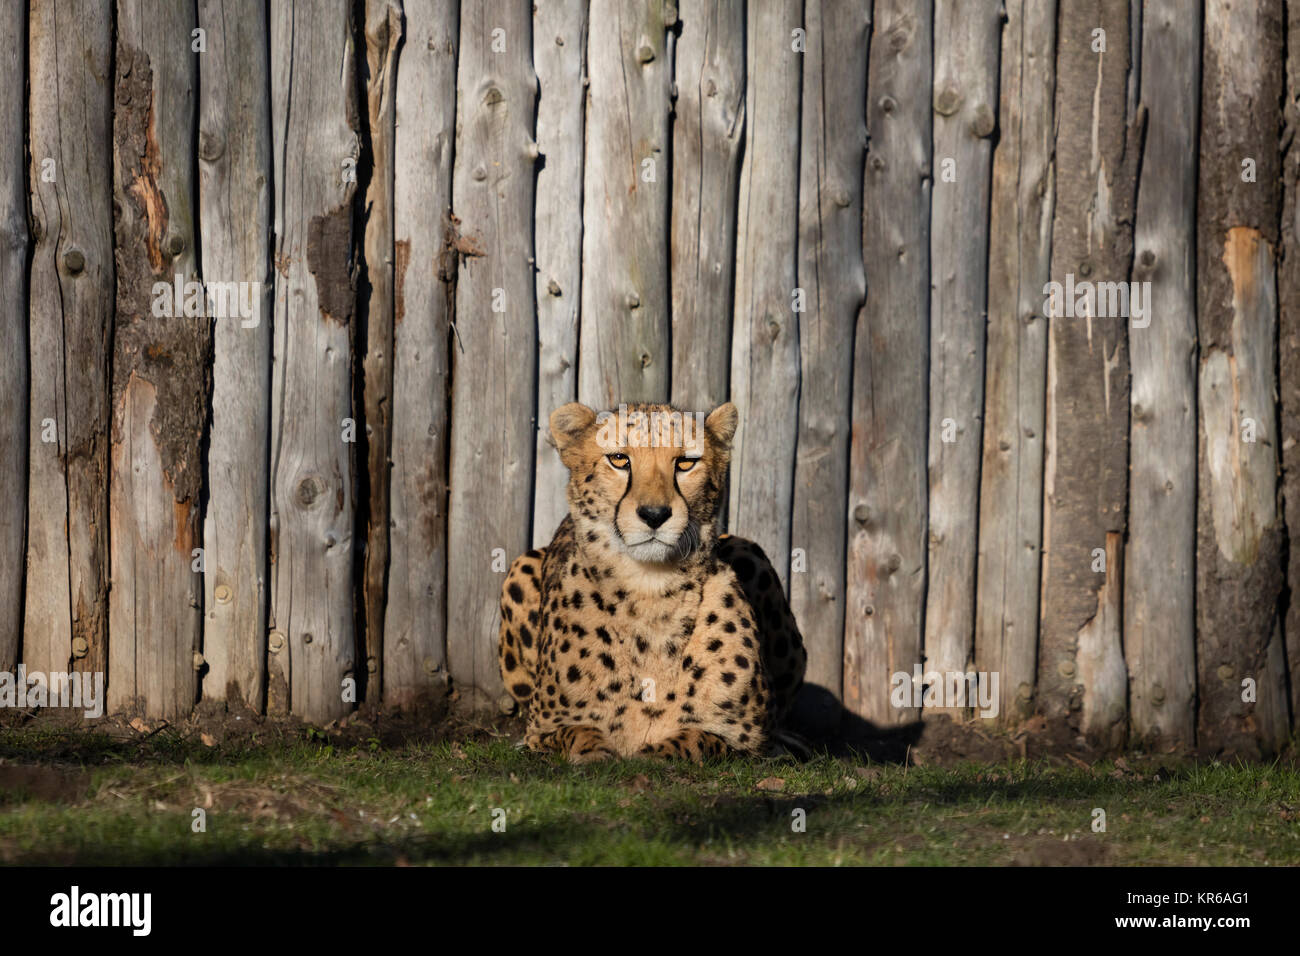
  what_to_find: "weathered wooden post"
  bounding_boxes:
[0,2,26,673]
[974,0,1055,728]
[1125,0,1199,749]
[578,0,672,407]
[1283,0,1300,733]
[109,1,206,718]
[1196,0,1290,756]
[386,0,458,711]
[447,0,537,710]
[789,0,868,699]
[846,0,933,725]
[198,0,273,713]
[729,0,801,587]
[923,0,999,703]
[532,0,587,546]
[268,3,360,722]
[362,0,404,711]
[25,0,114,684]
[671,0,744,413]
[1038,0,1140,747]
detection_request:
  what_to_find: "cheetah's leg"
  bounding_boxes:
[639,729,732,763]
[499,549,545,704]
[527,725,617,764]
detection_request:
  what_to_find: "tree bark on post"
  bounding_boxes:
[25,0,113,684]
[670,0,744,414]
[1197,0,1290,757]
[845,0,931,726]
[728,0,801,589]
[531,0,587,547]
[1039,0,1141,746]
[446,0,537,710]
[789,0,868,700]
[923,0,1000,707]
[578,0,672,408]
[362,0,404,712]
[386,0,457,711]
[268,5,360,722]
[1279,0,1300,733]
[108,1,206,718]
[1124,0,1198,749]
[973,0,1055,728]
[198,0,273,713]
[0,2,26,673]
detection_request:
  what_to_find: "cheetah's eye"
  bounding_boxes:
[607,453,630,470]
[676,457,700,472]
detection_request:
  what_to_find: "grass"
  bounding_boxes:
[1,728,1297,866]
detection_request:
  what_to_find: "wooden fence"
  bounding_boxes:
[1,0,1299,757]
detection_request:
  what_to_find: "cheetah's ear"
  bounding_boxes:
[705,402,738,451]
[550,402,598,458]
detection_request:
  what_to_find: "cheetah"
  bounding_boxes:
[497,401,807,762]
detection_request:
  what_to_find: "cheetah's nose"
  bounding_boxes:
[636,505,672,529]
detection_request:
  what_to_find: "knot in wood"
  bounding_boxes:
[295,476,325,508]
[198,130,224,162]
[72,637,89,659]
[879,96,896,114]
[971,104,995,138]
[934,85,962,116]
[63,249,85,274]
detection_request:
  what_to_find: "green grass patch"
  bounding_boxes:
[1,729,1297,865]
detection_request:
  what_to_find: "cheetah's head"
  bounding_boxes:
[550,401,738,565]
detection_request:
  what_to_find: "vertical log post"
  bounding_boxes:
[578,0,672,408]
[670,0,744,413]
[25,1,113,686]
[974,0,1056,727]
[1124,0,1199,749]
[362,0,404,711]
[789,0,868,699]
[0,2,27,672]
[386,0,458,711]
[532,0,587,546]
[447,0,537,710]
[1197,0,1290,756]
[1039,0,1141,746]
[108,0,206,718]
[845,0,932,725]
[268,4,361,722]
[923,0,1000,704]
[1279,0,1300,733]
[728,0,801,586]
[198,0,273,713]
